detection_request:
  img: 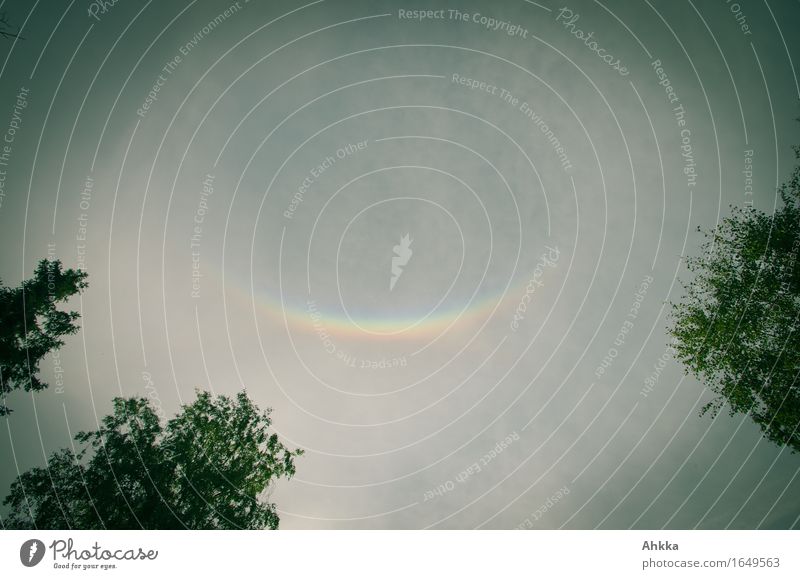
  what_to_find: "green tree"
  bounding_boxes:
[0,11,25,40]
[3,390,303,529]
[670,146,800,452]
[0,260,88,415]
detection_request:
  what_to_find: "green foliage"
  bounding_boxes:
[3,390,303,529]
[670,147,800,452]
[0,260,88,415]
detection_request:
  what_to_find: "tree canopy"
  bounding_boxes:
[3,390,303,529]
[0,11,24,40]
[670,146,800,452]
[0,259,88,415]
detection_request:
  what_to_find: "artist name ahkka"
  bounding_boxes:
[642,540,679,551]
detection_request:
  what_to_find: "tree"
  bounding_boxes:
[3,390,303,529]
[0,11,24,40]
[0,260,88,415]
[669,145,800,452]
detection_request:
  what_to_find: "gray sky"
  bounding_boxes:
[1,0,799,529]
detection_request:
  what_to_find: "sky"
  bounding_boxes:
[0,0,799,529]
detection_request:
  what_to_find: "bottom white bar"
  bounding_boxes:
[1,530,797,578]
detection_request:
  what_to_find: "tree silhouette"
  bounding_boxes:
[670,145,800,452]
[0,260,88,415]
[0,12,24,40]
[3,390,303,529]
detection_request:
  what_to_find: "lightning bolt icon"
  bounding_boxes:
[390,234,413,291]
